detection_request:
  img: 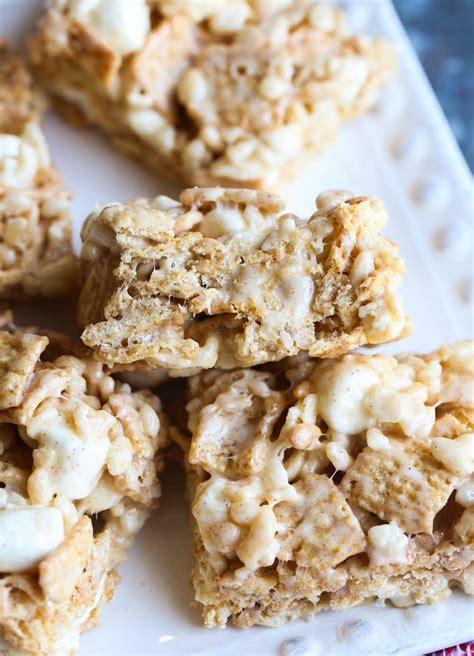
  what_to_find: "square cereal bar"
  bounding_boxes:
[78,187,409,373]
[0,41,75,298]
[0,328,169,653]
[182,341,474,627]
[29,1,395,190]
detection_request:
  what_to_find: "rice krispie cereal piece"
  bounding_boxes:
[0,41,75,298]
[0,329,169,653]
[182,341,474,627]
[78,187,409,373]
[29,1,395,190]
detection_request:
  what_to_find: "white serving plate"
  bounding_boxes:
[3,1,474,654]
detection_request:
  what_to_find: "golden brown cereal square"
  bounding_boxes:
[276,474,366,569]
[0,331,48,409]
[341,438,460,533]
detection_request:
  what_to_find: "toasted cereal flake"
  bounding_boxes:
[341,437,460,533]
[277,474,366,568]
[0,331,48,409]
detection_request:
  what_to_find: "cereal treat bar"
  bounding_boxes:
[183,341,474,627]
[78,188,408,373]
[29,0,395,190]
[0,41,75,298]
[0,329,168,653]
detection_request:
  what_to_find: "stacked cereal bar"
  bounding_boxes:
[0,327,168,653]
[0,41,75,298]
[184,342,474,627]
[78,188,409,373]
[29,1,395,189]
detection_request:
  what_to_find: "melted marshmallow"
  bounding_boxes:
[27,401,114,500]
[367,522,408,566]
[312,359,380,434]
[69,0,150,55]
[0,507,64,572]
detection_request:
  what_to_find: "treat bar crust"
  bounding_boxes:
[28,0,395,190]
[184,341,474,628]
[0,328,168,654]
[79,187,408,373]
[0,41,75,298]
